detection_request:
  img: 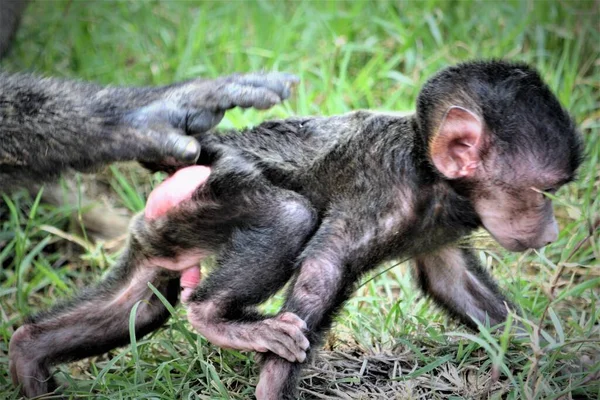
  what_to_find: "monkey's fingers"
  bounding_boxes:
[160,130,201,163]
[125,102,203,164]
[155,72,298,135]
[219,72,299,109]
[183,108,226,134]
[131,126,201,169]
[179,72,299,112]
[215,72,299,110]
[236,72,299,98]
[256,313,310,363]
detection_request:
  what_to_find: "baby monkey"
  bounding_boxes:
[10,61,583,399]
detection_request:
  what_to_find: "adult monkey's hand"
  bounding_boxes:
[0,72,298,190]
[128,72,299,169]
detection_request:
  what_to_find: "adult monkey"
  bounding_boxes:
[0,71,296,189]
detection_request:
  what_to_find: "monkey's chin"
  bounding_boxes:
[492,236,530,252]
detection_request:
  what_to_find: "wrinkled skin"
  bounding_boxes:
[472,155,562,251]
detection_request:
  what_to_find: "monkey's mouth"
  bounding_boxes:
[488,233,530,252]
[499,237,550,252]
[482,223,537,252]
[509,239,530,252]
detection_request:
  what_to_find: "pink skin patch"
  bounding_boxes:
[180,266,202,303]
[145,166,211,220]
[144,166,211,301]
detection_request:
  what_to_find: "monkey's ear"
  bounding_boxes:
[430,106,483,179]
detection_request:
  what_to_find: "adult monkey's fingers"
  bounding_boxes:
[136,125,201,164]
[217,84,282,110]
[233,72,299,101]
[183,108,225,134]
[186,71,299,111]
[161,131,201,163]
[216,72,299,110]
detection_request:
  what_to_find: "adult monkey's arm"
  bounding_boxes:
[0,71,298,190]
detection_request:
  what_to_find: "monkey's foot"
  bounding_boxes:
[9,325,57,398]
[188,304,309,363]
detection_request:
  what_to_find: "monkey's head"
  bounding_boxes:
[417,61,584,252]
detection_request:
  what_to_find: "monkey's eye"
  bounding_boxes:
[531,187,557,201]
[540,188,558,201]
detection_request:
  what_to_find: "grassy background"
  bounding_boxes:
[1,0,598,398]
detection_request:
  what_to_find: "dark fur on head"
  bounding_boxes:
[417,61,584,177]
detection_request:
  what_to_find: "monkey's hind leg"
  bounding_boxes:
[171,162,318,364]
[9,248,179,398]
[412,245,515,329]
[185,188,318,363]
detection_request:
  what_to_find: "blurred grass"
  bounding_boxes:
[0,0,599,399]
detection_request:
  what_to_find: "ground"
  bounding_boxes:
[0,1,598,399]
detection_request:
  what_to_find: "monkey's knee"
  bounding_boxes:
[186,299,219,329]
[9,324,36,379]
[9,324,56,397]
[278,195,317,241]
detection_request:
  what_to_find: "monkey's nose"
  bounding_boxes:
[540,219,559,246]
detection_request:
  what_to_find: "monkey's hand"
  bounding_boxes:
[129,72,299,171]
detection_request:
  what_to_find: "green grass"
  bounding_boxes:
[1,0,599,398]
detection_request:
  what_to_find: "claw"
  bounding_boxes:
[181,139,201,162]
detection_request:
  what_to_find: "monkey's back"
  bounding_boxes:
[201,111,418,208]
[203,113,371,184]
[215,117,329,170]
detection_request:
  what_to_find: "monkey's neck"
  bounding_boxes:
[407,116,439,185]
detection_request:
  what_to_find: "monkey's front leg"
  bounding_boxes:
[255,215,364,400]
[0,71,297,190]
[412,245,515,329]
